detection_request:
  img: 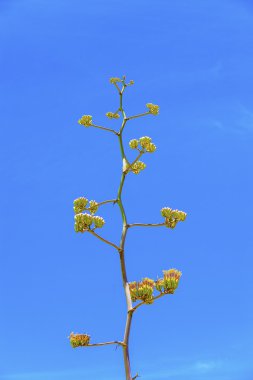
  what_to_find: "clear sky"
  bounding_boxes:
[1,0,253,379]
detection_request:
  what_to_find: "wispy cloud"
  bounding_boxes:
[193,360,220,372]
[202,105,253,134]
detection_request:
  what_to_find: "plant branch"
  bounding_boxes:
[87,341,126,347]
[124,151,144,174]
[127,222,166,228]
[114,82,122,93]
[131,293,166,312]
[88,230,120,251]
[91,124,118,135]
[97,199,118,207]
[126,112,150,121]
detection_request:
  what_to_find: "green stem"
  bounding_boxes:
[127,222,166,228]
[126,111,150,121]
[124,151,144,174]
[131,292,166,312]
[117,172,127,226]
[117,86,134,380]
[88,230,120,251]
[87,341,126,347]
[91,124,118,135]
[97,199,118,207]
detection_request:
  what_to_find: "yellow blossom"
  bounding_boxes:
[78,115,93,127]
[146,103,159,115]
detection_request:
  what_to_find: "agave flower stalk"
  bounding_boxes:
[71,76,187,380]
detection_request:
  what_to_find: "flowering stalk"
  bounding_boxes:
[71,76,187,380]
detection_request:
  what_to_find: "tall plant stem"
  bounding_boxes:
[117,84,134,380]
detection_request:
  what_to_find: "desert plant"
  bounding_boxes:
[69,76,187,380]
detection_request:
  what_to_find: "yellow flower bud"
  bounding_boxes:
[106,112,120,119]
[129,278,155,303]
[162,269,182,294]
[78,115,92,127]
[177,211,187,221]
[131,160,146,174]
[73,197,88,214]
[89,200,98,215]
[69,332,90,348]
[139,136,152,149]
[161,207,187,228]
[92,215,105,228]
[110,77,121,84]
[138,278,155,303]
[146,103,159,115]
[129,281,138,302]
[129,139,139,149]
[155,278,164,292]
[161,207,172,218]
[168,220,177,229]
[74,213,92,232]
[146,142,156,153]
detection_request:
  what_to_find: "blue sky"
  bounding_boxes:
[1,0,253,379]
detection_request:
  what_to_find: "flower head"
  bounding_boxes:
[89,200,98,215]
[161,207,187,229]
[74,213,93,232]
[139,136,152,149]
[155,278,164,292]
[146,103,159,115]
[73,197,88,214]
[129,139,139,149]
[78,115,93,127]
[92,215,105,228]
[69,332,90,348]
[130,160,146,175]
[106,112,120,119]
[138,278,155,303]
[129,278,155,304]
[110,77,122,84]
[161,207,172,218]
[162,269,182,294]
[129,281,139,302]
[129,136,157,154]
[146,142,156,153]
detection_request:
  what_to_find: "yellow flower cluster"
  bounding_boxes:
[129,269,182,303]
[74,213,92,232]
[73,198,98,215]
[74,213,105,232]
[78,115,93,127]
[69,332,90,348]
[73,197,88,214]
[73,198,105,232]
[130,160,146,175]
[129,136,156,153]
[129,139,139,149]
[156,269,182,294]
[146,103,159,115]
[129,278,155,304]
[109,76,134,86]
[110,77,122,84]
[92,215,105,228]
[161,207,187,229]
[106,112,120,119]
[89,200,98,215]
